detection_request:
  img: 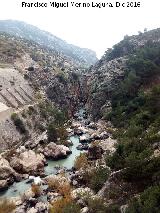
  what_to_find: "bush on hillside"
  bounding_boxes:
[126,185,160,213]
[11,113,27,134]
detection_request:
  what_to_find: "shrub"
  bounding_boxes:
[35,122,46,132]
[50,198,80,213]
[58,182,71,197]
[54,110,67,127]
[47,123,58,142]
[38,101,56,119]
[71,72,79,81]
[74,153,88,170]
[28,66,34,71]
[62,202,81,213]
[105,204,121,213]
[28,106,36,115]
[0,198,16,213]
[88,166,110,193]
[11,113,27,134]
[127,185,160,213]
[31,184,42,197]
[49,181,76,213]
[56,73,67,84]
[57,127,68,141]
[47,178,60,191]
[48,178,71,197]
[87,197,107,213]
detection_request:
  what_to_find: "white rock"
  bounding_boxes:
[27,207,37,213]
[10,150,46,175]
[81,207,89,213]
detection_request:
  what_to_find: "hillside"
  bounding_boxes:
[84,28,160,212]
[86,28,160,119]
[1,24,160,213]
[0,20,98,66]
[0,32,86,150]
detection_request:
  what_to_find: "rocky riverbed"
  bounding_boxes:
[0,108,117,213]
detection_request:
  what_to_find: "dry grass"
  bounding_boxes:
[31,184,42,197]
[48,178,71,197]
[0,198,16,213]
[49,179,74,213]
[74,153,88,170]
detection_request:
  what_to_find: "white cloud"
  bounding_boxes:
[0,0,160,58]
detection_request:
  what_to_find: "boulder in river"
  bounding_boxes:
[76,144,89,151]
[74,128,84,135]
[79,135,91,143]
[43,142,72,160]
[10,150,46,176]
[65,139,73,146]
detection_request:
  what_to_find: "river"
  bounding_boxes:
[0,109,85,198]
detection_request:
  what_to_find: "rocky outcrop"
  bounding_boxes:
[0,155,17,189]
[86,57,127,119]
[88,144,103,160]
[43,142,72,160]
[85,29,160,119]
[10,150,46,175]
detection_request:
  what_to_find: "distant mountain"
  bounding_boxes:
[0,20,98,66]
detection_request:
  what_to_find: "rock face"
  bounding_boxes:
[85,28,160,119]
[0,155,17,189]
[10,150,46,175]
[43,142,71,159]
[86,57,127,119]
[88,144,103,160]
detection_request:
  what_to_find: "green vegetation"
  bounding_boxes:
[38,101,68,143]
[38,101,68,126]
[75,154,109,193]
[127,185,160,213]
[104,44,160,209]
[47,123,58,142]
[88,166,109,192]
[87,197,108,213]
[106,44,160,180]
[56,72,68,84]
[105,36,135,61]
[50,200,80,213]
[11,113,27,134]
[49,180,81,213]
[62,202,81,213]
[47,124,68,143]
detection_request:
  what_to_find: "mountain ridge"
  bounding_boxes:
[0,19,98,66]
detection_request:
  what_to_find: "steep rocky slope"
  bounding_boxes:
[86,28,160,119]
[2,24,160,213]
[0,32,87,150]
[0,20,98,67]
[82,28,160,212]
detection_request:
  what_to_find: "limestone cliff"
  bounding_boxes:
[86,28,160,119]
[0,32,86,150]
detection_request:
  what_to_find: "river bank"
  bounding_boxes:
[0,108,117,213]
